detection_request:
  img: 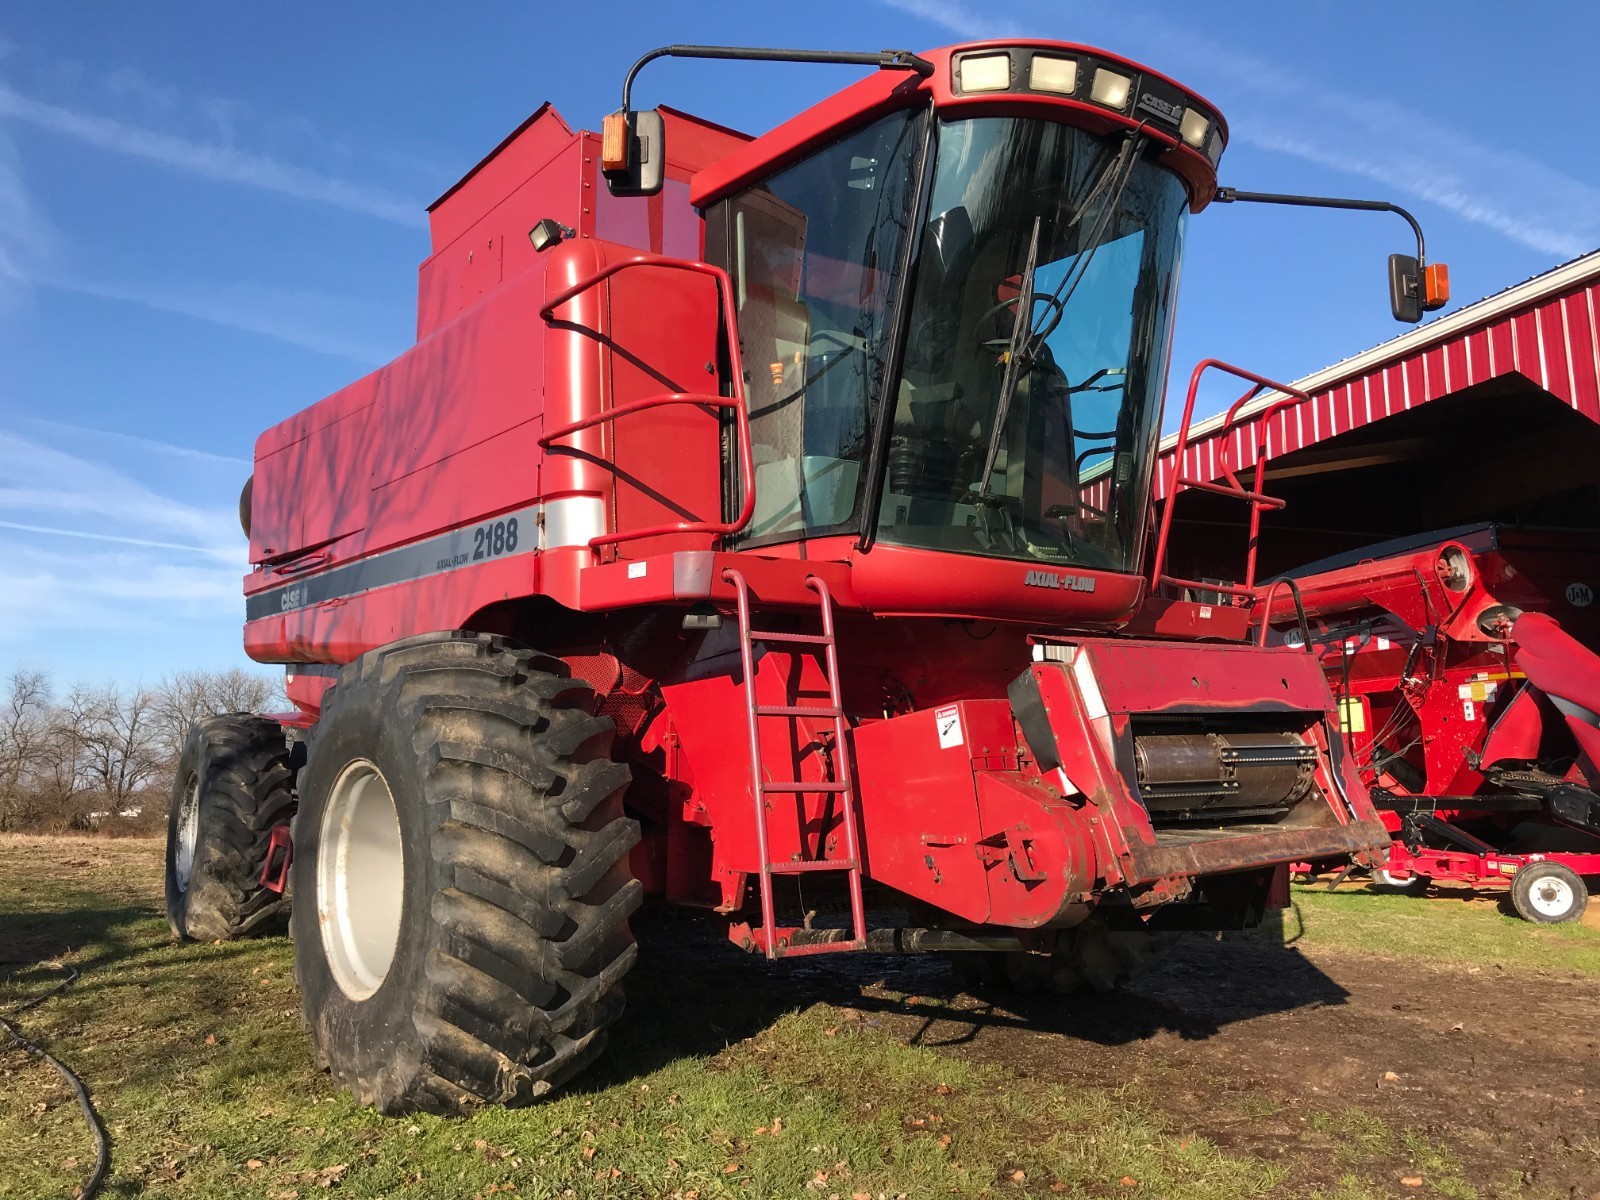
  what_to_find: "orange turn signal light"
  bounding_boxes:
[1423,262,1450,310]
[601,111,630,173]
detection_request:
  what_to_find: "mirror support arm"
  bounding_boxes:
[620,44,934,113]
[1212,186,1427,265]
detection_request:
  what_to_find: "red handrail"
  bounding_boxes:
[540,253,755,549]
[1148,358,1311,597]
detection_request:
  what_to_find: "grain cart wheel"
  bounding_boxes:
[1509,861,1588,924]
[950,917,1164,996]
[164,714,295,942]
[1372,868,1430,897]
[290,632,639,1115]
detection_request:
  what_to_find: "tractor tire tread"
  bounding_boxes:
[166,713,295,943]
[294,631,636,1116]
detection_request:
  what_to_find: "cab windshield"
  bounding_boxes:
[715,112,1187,571]
[879,116,1187,572]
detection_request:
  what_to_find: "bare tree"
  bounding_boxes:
[77,684,163,812]
[150,668,282,761]
[0,668,51,830]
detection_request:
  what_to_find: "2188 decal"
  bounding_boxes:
[473,516,520,561]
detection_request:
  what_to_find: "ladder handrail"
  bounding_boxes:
[540,253,756,549]
[1149,358,1311,597]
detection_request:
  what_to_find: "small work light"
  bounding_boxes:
[1179,108,1209,150]
[958,53,1012,93]
[1089,66,1132,111]
[528,219,573,252]
[1028,55,1077,95]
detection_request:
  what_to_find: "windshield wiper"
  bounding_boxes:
[974,130,1149,504]
[976,215,1041,502]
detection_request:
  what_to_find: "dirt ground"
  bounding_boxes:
[636,909,1600,1197]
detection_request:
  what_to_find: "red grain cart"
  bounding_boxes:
[163,40,1408,1114]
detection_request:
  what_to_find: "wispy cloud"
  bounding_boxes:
[18,418,250,468]
[0,83,425,227]
[0,428,246,653]
[0,518,229,554]
[880,0,1599,259]
[0,125,53,301]
[0,429,239,554]
[880,0,1025,38]
[37,274,397,364]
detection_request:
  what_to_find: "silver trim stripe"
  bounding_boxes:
[245,497,605,621]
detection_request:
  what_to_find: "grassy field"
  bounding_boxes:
[1282,879,1600,976]
[2,835,1595,1199]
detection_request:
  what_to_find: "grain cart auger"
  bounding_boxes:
[165,39,1423,1115]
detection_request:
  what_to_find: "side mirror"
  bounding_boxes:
[1389,253,1422,323]
[1389,253,1451,324]
[601,108,665,197]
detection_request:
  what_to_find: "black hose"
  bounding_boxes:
[1,961,110,1198]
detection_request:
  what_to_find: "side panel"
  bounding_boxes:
[604,264,724,559]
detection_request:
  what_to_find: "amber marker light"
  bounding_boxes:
[601,111,630,172]
[1424,263,1451,310]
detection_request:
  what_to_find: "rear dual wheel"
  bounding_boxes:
[164,715,295,942]
[291,632,639,1115]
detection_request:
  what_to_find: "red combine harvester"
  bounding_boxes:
[1259,528,1600,922]
[162,40,1433,1115]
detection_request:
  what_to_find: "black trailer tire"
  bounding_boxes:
[165,714,295,942]
[290,631,639,1116]
[950,917,1165,996]
[1509,861,1588,924]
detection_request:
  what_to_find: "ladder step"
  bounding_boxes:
[748,630,833,646]
[766,859,861,875]
[775,938,867,958]
[763,780,849,794]
[755,704,841,718]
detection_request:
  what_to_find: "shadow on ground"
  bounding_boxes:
[589,906,1346,1094]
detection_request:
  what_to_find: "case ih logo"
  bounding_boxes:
[1136,91,1184,124]
[1023,569,1097,593]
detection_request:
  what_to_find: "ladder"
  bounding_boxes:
[721,567,867,959]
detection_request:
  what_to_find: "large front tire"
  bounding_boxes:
[164,714,295,941]
[290,632,639,1115]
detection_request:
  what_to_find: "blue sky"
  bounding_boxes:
[1,1,1596,685]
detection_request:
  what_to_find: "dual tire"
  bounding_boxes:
[165,714,295,942]
[289,632,639,1115]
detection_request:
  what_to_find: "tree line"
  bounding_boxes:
[0,667,285,833]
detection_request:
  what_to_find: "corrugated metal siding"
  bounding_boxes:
[1154,272,1600,500]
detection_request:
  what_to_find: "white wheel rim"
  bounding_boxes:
[318,760,405,1000]
[1377,869,1421,890]
[1526,874,1574,919]
[174,772,201,892]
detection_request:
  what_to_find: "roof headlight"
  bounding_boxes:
[1179,108,1209,150]
[1028,54,1078,95]
[958,53,1012,93]
[1089,66,1132,111]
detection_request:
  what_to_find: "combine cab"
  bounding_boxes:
[164,39,1421,1114]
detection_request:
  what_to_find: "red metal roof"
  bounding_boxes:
[1155,250,1600,501]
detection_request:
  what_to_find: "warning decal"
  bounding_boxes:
[934,704,964,750]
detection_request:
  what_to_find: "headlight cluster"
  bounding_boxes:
[952,47,1225,168]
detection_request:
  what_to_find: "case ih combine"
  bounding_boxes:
[162,39,1439,1115]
